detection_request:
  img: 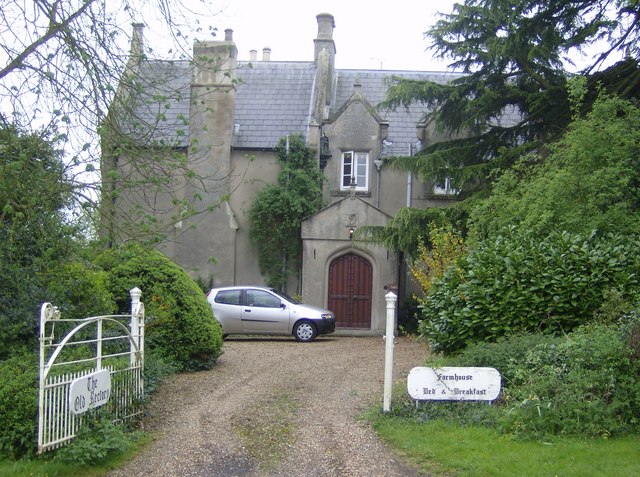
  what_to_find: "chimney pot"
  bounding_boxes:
[316,13,335,40]
[262,47,271,61]
[224,29,233,41]
[250,49,257,62]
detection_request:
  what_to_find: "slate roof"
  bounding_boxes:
[234,63,462,153]
[234,61,317,149]
[124,60,192,147]
[127,58,462,152]
[332,69,461,157]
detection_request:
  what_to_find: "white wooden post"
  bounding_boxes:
[383,291,397,412]
[130,287,142,366]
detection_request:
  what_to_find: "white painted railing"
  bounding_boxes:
[37,288,145,453]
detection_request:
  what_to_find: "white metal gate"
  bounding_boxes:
[38,287,145,453]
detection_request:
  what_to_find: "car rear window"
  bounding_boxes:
[215,290,241,305]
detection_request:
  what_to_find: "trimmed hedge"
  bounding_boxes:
[419,230,640,353]
[95,245,223,372]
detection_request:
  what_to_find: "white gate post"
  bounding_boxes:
[383,291,397,412]
[130,287,142,366]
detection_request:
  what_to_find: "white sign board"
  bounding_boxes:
[407,366,501,401]
[69,369,111,415]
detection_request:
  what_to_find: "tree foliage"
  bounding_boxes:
[0,0,216,133]
[248,135,324,291]
[409,224,465,295]
[380,0,640,194]
[468,90,640,239]
[357,207,448,257]
[0,0,220,239]
[0,125,80,357]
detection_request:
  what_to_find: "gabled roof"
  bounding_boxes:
[125,57,462,152]
[301,193,392,241]
[332,70,461,157]
[234,65,461,153]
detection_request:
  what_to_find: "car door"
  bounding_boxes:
[212,289,243,333]
[241,288,290,333]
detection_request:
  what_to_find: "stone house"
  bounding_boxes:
[102,13,459,335]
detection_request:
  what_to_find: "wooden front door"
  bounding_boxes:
[328,254,372,328]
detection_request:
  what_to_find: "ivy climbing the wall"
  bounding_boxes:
[248,135,325,292]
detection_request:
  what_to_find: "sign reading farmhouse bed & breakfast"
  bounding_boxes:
[407,367,501,401]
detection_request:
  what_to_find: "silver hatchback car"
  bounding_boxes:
[207,286,336,342]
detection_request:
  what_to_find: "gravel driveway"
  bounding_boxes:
[106,336,428,477]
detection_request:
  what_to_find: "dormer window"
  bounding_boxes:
[341,151,369,191]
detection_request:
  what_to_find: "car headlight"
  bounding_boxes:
[320,313,332,319]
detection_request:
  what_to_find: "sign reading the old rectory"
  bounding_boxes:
[407,366,501,401]
[69,369,111,415]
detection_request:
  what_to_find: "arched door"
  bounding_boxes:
[328,253,372,328]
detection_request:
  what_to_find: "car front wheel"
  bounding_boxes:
[293,321,317,342]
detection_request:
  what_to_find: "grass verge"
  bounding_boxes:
[368,413,640,476]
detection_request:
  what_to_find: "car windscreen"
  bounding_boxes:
[271,289,300,304]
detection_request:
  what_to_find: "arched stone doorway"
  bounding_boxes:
[328,253,372,329]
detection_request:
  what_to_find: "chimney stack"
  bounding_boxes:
[130,23,145,60]
[314,13,336,65]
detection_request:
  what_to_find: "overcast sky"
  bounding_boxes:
[142,0,606,73]
[211,0,459,71]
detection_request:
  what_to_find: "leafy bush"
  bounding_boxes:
[398,296,421,335]
[446,333,562,386]
[419,230,640,353]
[54,417,139,466]
[399,322,640,440]
[96,244,223,371]
[0,353,38,459]
[503,323,640,439]
[409,224,465,296]
[143,352,179,397]
[44,261,116,320]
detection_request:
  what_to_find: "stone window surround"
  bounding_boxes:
[340,151,370,191]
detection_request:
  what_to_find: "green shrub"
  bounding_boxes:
[419,230,640,353]
[0,353,38,459]
[96,244,223,371]
[54,417,139,466]
[402,323,640,440]
[44,261,116,320]
[446,333,562,387]
[143,353,179,397]
[398,296,421,335]
[503,323,640,438]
